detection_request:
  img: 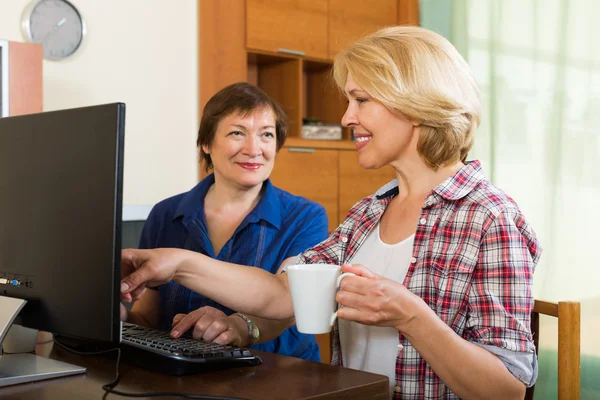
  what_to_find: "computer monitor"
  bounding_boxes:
[0,103,125,386]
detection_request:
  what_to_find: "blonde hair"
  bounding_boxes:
[333,26,482,169]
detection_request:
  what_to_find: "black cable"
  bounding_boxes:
[52,338,248,400]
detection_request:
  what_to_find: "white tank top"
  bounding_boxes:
[339,223,414,398]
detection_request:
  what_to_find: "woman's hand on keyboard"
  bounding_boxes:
[170,306,246,347]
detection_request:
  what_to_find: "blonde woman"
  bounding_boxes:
[121,26,540,399]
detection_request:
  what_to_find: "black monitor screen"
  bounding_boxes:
[0,103,125,343]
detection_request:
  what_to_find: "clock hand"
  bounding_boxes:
[41,18,67,43]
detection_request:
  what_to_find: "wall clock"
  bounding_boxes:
[21,0,86,61]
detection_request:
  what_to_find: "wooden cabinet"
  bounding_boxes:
[246,0,418,61]
[338,150,396,222]
[303,59,347,133]
[247,0,329,59]
[328,0,399,59]
[269,147,339,232]
[270,139,397,233]
[248,52,303,138]
[198,0,247,112]
[248,52,347,140]
[200,0,419,134]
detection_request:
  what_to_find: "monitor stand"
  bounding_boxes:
[0,296,86,387]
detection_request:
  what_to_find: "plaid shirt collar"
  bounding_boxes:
[374,160,486,205]
[431,160,486,201]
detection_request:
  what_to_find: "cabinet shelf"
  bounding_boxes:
[248,50,347,140]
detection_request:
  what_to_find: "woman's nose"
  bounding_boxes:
[341,104,357,128]
[243,136,261,157]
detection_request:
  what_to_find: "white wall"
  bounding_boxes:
[0,0,199,207]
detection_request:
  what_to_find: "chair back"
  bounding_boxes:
[525,300,580,400]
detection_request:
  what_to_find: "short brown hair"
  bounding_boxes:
[333,26,481,170]
[197,82,288,171]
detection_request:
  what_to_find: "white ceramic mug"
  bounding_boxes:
[286,264,355,334]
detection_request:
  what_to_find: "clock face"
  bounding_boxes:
[22,0,85,60]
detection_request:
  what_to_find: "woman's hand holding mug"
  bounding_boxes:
[286,264,356,334]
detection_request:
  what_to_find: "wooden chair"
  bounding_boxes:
[525,300,581,400]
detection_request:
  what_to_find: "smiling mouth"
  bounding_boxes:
[237,163,262,170]
[354,134,371,151]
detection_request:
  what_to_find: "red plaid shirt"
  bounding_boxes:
[297,161,541,399]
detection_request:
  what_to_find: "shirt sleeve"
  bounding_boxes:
[470,342,538,387]
[137,205,161,250]
[280,222,343,273]
[466,206,541,386]
[285,203,329,258]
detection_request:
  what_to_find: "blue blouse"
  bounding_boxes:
[139,174,328,361]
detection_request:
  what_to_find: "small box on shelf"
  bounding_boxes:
[301,123,342,140]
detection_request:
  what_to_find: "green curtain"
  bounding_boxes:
[420,1,600,399]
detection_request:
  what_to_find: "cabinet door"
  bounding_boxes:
[328,0,398,59]
[338,150,396,223]
[4,42,43,117]
[247,0,329,59]
[199,0,246,113]
[269,147,339,232]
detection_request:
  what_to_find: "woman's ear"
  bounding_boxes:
[201,144,210,155]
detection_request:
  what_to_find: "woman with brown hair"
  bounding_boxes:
[121,82,328,362]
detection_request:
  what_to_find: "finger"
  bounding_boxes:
[201,306,227,318]
[336,304,378,325]
[120,250,154,294]
[129,286,147,302]
[120,249,137,279]
[201,319,231,342]
[120,292,132,303]
[171,309,208,338]
[341,263,378,279]
[191,313,222,340]
[338,274,380,296]
[120,271,145,294]
[120,303,128,322]
[172,314,186,328]
[213,328,241,346]
[336,289,369,310]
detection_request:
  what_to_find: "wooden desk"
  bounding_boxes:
[0,342,388,399]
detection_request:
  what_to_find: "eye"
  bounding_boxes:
[262,131,275,138]
[355,97,368,104]
[228,131,244,136]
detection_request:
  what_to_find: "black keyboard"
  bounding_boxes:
[120,322,262,376]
